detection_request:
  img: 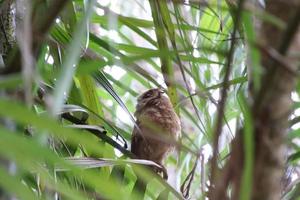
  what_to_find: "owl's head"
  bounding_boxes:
[136,88,165,112]
[138,88,164,103]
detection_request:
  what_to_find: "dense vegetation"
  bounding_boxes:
[0,0,299,199]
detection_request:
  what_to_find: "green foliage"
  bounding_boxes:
[0,0,298,199]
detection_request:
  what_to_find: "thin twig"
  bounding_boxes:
[254,42,298,76]
[278,5,300,54]
[180,155,200,198]
[200,152,205,195]
[290,116,300,127]
[61,112,135,158]
[16,0,34,105]
[209,0,245,197]
[171,3,208,138]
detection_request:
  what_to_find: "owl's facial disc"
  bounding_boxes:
[137,88,164,106]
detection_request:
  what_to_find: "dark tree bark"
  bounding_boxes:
[0,0,15,60]
[251,1,300,199]
[209,1,300,200]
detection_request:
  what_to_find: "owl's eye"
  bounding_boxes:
[143,92,152,98]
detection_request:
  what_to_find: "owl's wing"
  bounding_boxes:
[130,121,143,156]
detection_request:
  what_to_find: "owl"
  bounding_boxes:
[131,88,181,178]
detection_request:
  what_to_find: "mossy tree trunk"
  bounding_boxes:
[0,0,15,63]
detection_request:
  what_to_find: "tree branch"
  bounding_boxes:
[208,0,245,197]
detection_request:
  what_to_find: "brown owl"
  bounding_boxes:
[131,88,181,178]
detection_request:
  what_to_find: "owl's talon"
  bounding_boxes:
[154,165,168,180]
[161,166,168,180]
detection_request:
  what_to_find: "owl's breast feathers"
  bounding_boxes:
[131,95,180,164]
[135,96,181,140]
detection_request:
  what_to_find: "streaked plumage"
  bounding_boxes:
[131,88,181,175]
